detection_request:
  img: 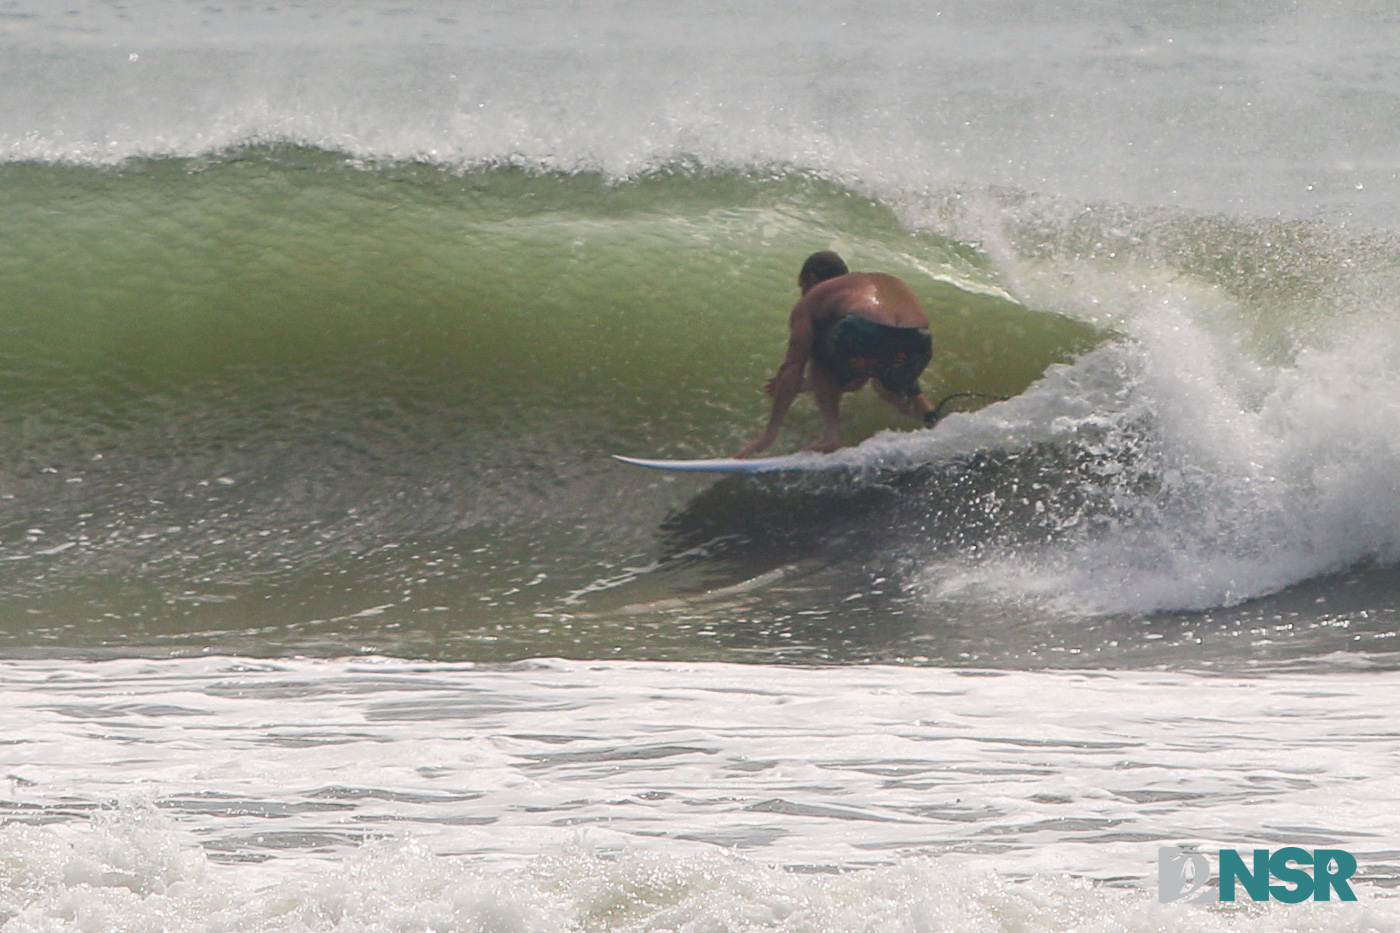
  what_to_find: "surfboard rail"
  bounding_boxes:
[611,453,838,474]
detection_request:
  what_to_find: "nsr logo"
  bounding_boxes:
[1158,847,1359,903]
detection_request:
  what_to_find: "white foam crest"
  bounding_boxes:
[915,257,1400,615]
[0,34,897,184]
[5,0,1400,225]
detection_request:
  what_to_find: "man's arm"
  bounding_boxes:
[734,303,813,458]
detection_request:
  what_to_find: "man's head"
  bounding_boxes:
[798,251,849,293]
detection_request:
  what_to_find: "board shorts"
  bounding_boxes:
[814,315,933,397]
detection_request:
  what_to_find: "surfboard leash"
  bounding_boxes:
[924,391,1010,427]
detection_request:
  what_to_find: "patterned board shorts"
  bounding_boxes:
[814,315,933,397]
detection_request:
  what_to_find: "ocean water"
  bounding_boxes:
[4,0,1400,929]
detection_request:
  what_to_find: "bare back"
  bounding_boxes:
[799,272,929,335]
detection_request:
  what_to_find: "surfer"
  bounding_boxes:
[735,251,936,457]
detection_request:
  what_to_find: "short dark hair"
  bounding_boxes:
[799,250,848,284]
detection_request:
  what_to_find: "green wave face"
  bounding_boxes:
[0,148,1105,658]
[0,148,1095,431]
[0,152,1101,662]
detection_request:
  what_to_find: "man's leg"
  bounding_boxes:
[808,363,848,452]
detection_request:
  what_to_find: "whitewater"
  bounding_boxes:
[4,0,1400,930]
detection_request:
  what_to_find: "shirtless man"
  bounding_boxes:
[735,251,936,458]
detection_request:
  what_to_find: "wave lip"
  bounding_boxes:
[5,0,1400,225]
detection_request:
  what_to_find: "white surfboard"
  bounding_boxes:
[611,453,841,474]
